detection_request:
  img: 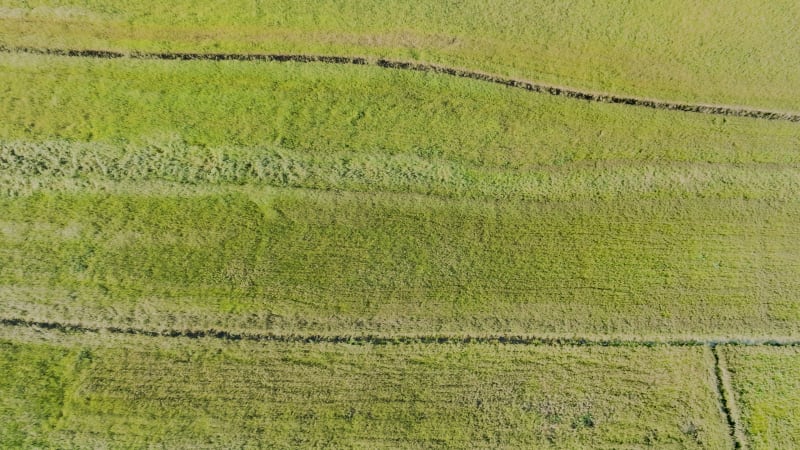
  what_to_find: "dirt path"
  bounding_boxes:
[2,316,799,347]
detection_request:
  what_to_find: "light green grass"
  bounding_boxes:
[0,42,799,340]
[2,183,799,338]
[0,327,732,448]
[1,2,798,448]
[0,52,798,204]
[2,53,798,170]
[721,346,800,449]
[1,0,799,110]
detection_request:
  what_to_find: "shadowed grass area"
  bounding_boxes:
[0,328,732,448]
[0,0,799,109]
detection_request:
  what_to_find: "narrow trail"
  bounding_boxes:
[2,317,799,348]
[2,45,799,123]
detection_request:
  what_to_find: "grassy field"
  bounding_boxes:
[1,2,799,447]
[1,52,799,204]
[1,0,799,110]
[1,52,799,340]
[2,184,800,338]
[721,346,800,449]
[0,327,732,448]
[2,54,798,169]
[7,139,800,202]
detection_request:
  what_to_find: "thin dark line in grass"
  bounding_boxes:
[1,45,799,123]
[2,317,800,348]
[711,344,746,449]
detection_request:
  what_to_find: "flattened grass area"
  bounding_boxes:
[722,346,800,449]
[2,185,799,337]
[0,328,731,448]
[1,0,799,109]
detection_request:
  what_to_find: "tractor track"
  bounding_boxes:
[2,45,799,123]
[711,344,747,449]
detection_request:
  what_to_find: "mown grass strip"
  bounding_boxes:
[4,140,800,202]
[3,45,799,122]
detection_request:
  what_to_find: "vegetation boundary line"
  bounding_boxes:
[2,45,799,123]
[2,317,800,348]
[711,344,747,449]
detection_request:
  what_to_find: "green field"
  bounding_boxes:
[3,185,800,338]
[721,346,800,449]
[0,327,733,448]
[1,52,800,339]
[1,0,799,110]
[1,1,799,448]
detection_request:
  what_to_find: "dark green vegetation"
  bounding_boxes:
[0,328,732,448]
[0,339,79,447]
[1,1,799,447]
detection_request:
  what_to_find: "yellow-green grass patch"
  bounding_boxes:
[2,184,799,339]
[722,346,800,449]
[1,0,799,109]
[0,327,732,448]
